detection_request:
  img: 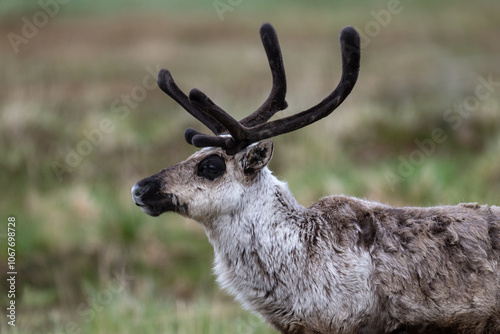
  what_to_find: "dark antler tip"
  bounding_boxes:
[260,23,275,34]
[339,26,360,48]
[260,23,278,46]
[184,128,199,144]
[188,88,207,103]
[157,69,172,87]
[158,68,170,78]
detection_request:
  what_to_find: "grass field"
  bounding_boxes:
[1,1,499,333]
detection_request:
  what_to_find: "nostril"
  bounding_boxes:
[136,185,147,197]
[131,182,149,202]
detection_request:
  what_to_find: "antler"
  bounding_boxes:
[157,70,227,135]
[239,23,288,127]
[158,23,360,155]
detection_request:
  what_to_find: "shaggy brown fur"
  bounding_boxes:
[309,196,500,333]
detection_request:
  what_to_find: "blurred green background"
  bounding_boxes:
[1,1,499,333]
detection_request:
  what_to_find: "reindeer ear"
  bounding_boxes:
[240,140,274,174]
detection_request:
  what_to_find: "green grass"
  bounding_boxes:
[1,1,500,333]
[3,295,276,334]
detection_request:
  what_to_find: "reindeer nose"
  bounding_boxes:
[131,182,149,205]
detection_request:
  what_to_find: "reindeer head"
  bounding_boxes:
[131,140,274,222]
[131,23,360,223]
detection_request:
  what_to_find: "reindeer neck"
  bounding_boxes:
[201,168,311,311]
[203,168,306,250]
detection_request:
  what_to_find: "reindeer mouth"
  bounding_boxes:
[131,182,187,217]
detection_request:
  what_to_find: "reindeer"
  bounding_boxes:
[131,23,500,334]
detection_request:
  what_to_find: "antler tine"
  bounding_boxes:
[157,69,227,136]
[242,26,360,143]
[240,23,288,127]
[184,127,234,150]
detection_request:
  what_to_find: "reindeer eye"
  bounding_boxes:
[197,155,226,181]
